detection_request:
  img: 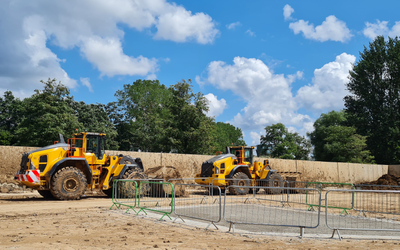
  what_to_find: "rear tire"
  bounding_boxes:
[267,173,284,194]
[228,172,250,195]
[50,167,87,200]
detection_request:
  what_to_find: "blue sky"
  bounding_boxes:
[0,0,399,146]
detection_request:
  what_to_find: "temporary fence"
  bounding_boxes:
[136,180,174,220]
[109,179,138,213]
[172,183,222,229]
[223,184,321,237]
[325,189,400,240]
[109,178,400,240]
[306,182,354,214]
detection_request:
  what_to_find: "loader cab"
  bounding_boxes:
[226,146,254,165]
[68,132,106,161]
[85,133,106,160]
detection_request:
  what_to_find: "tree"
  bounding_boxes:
[324,126,374,163]
[0,91,23,145]
[167,79,215,154]
[71,101,118,150]
[344,36,400,164]
[14,79,82,146]
[213,122,246,152]
[308,110,347,161]
[308,110,374,163]
[259,123,311,160]
[115,79,172,152]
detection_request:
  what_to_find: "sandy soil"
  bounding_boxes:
[0,193,399,250]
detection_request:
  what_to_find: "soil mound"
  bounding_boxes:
[145,166,186,196]
[357,174,400,190]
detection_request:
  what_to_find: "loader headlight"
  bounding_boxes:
[215,167,219,174]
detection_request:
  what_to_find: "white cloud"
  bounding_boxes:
[289,15,352,42]
[250,131,262,145]
[202,56,311,132]
[80,36,158,77]
[204,93,227,118]
[246,30,256,37]
[80,77,93,92]
[154,5,219,44]
[226,22,241,30]
[296,53,356,111]
[0,0,218,97]
[283,4,294,21]
[363,20,400,39]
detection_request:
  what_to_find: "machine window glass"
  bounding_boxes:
[87,136,98,154]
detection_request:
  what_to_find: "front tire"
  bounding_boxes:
[37,190,55,199]
[50,167,87,200]
[228,172,250,195]
[267,173,284,194]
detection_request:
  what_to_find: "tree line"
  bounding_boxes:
[1,36,398,164]
[258,36,400,165]
[0,79,245,155]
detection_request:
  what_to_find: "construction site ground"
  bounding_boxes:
[0,192,399,250]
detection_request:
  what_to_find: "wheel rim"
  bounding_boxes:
[272,179,280,187]
[63,178,78,192]
[237,180,247,191]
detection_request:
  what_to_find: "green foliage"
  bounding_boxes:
[308,110,374,163]
[308,110,347,161]
[71,101,118,150]
[324,126,375,163]
[0,130,12,145]
[345,36,400,164]
[115,79,172,152]
[14,79,82,146]
[213,122,246,152]
[167,79,215,154]
[0,91,23,145]
[115,79,216,154]
[259,123,311,160]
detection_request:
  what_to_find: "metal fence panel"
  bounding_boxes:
[137,180,174,220]
[306,182,354,213]
[173,183,221,229]
[223,185,321,237]
[325,189,400,240]
[110,179,138,213]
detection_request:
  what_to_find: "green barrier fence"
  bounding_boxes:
[306,182,354,215]
[110,179,138,213]
[136,181,175,220]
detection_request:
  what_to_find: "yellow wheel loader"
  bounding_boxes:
[195,146,283,195]
[15,132,146,200]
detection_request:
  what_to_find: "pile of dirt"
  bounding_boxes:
[145,166,182,180]
[357,174,400,190]
[145,166,186,197]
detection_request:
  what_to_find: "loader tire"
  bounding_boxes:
[50,167,87,200]
[228,172,250,195]
[37,190,55,200]
[267,173,284,194]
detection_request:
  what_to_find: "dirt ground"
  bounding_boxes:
[0,193,399,250]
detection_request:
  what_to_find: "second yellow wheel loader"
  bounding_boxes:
[195,146,284,195]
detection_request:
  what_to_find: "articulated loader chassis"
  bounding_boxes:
[15,132,146,200]
[195,146,284,195]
